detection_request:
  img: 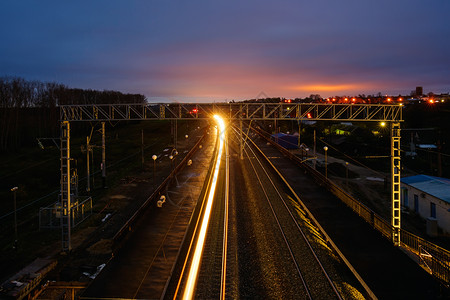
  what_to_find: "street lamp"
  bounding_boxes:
[169,148,178,171]
[11,187,18,249]
[345,161,349,189]
[169,148,179,185]
[323,146,328,180]
[169,155,174,172]
[152,155,157,188]
[185,134,189,139]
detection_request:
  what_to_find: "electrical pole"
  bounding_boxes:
[101,122,106,188]
[11,187,18,249]
[61,121,71,251]
[141,129,144,169]
[391,122,401,246]
[175,119,178,149]
[313,129,317,170]
[437,139,442,177]
[86,137,90,192]
[345,162,349,190]
[298,120,301,149]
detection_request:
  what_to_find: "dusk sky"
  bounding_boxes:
[1,1,449,102]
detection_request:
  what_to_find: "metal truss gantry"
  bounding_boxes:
[60,103,402,122]
[58,103,403,251]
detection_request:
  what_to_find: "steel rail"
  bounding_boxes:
[182,115,226,299]
[171,132,220,299]
[233,126,344,299]
[249,125,378,299]
[172,116,226,299]
[230,127,312,299]
[239,128,343,299]
[250,125,378,299]
[219,131,229,300]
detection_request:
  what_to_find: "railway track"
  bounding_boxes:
[194,141,228,299]
[166,121,371,299]
[167,117,230,300]
[231,126,343,299]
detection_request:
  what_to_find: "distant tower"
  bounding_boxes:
[416,86,423,96]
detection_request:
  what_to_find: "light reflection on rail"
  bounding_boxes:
[182,115,226,300]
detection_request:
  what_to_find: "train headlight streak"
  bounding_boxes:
[182,115,226,300]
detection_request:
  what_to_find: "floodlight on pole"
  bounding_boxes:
[323,146,328,180]
[152,155,157,188]
[169,155,174,172]
[345,161,349,189]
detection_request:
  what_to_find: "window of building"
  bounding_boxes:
[402,188,409,207]
[431,202,436,218]
[414,194,419,213]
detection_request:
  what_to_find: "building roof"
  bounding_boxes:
[401,175,450,204]
[417,144,438,149]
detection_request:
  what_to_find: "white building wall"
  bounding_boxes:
[401,184,450,234]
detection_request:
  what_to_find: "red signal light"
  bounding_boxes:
[306,112,312,119]
[192,108,198,113]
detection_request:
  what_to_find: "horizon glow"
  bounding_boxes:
[1,1,449,101]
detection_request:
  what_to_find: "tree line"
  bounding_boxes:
[0,76,146,152]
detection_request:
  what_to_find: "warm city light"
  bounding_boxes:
[183,115,226,300]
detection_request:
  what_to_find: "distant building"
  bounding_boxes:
[401,175,450,235]
[271,133,299,149]
[416,86,423,96]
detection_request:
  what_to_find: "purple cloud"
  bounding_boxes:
[1,0,449,101]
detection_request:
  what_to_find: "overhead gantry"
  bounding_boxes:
[60,102,402,122]
[58,103,403,251]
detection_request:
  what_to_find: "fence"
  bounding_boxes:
[39,196,92,229]
[254,126,450,286]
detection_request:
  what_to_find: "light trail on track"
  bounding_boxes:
[182,115,226,300]
[220,126,229,300]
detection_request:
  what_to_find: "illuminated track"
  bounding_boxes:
[171,116,227,299]
[220,129,229,299]
[165,118,368,299]
[232,126,344,299]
